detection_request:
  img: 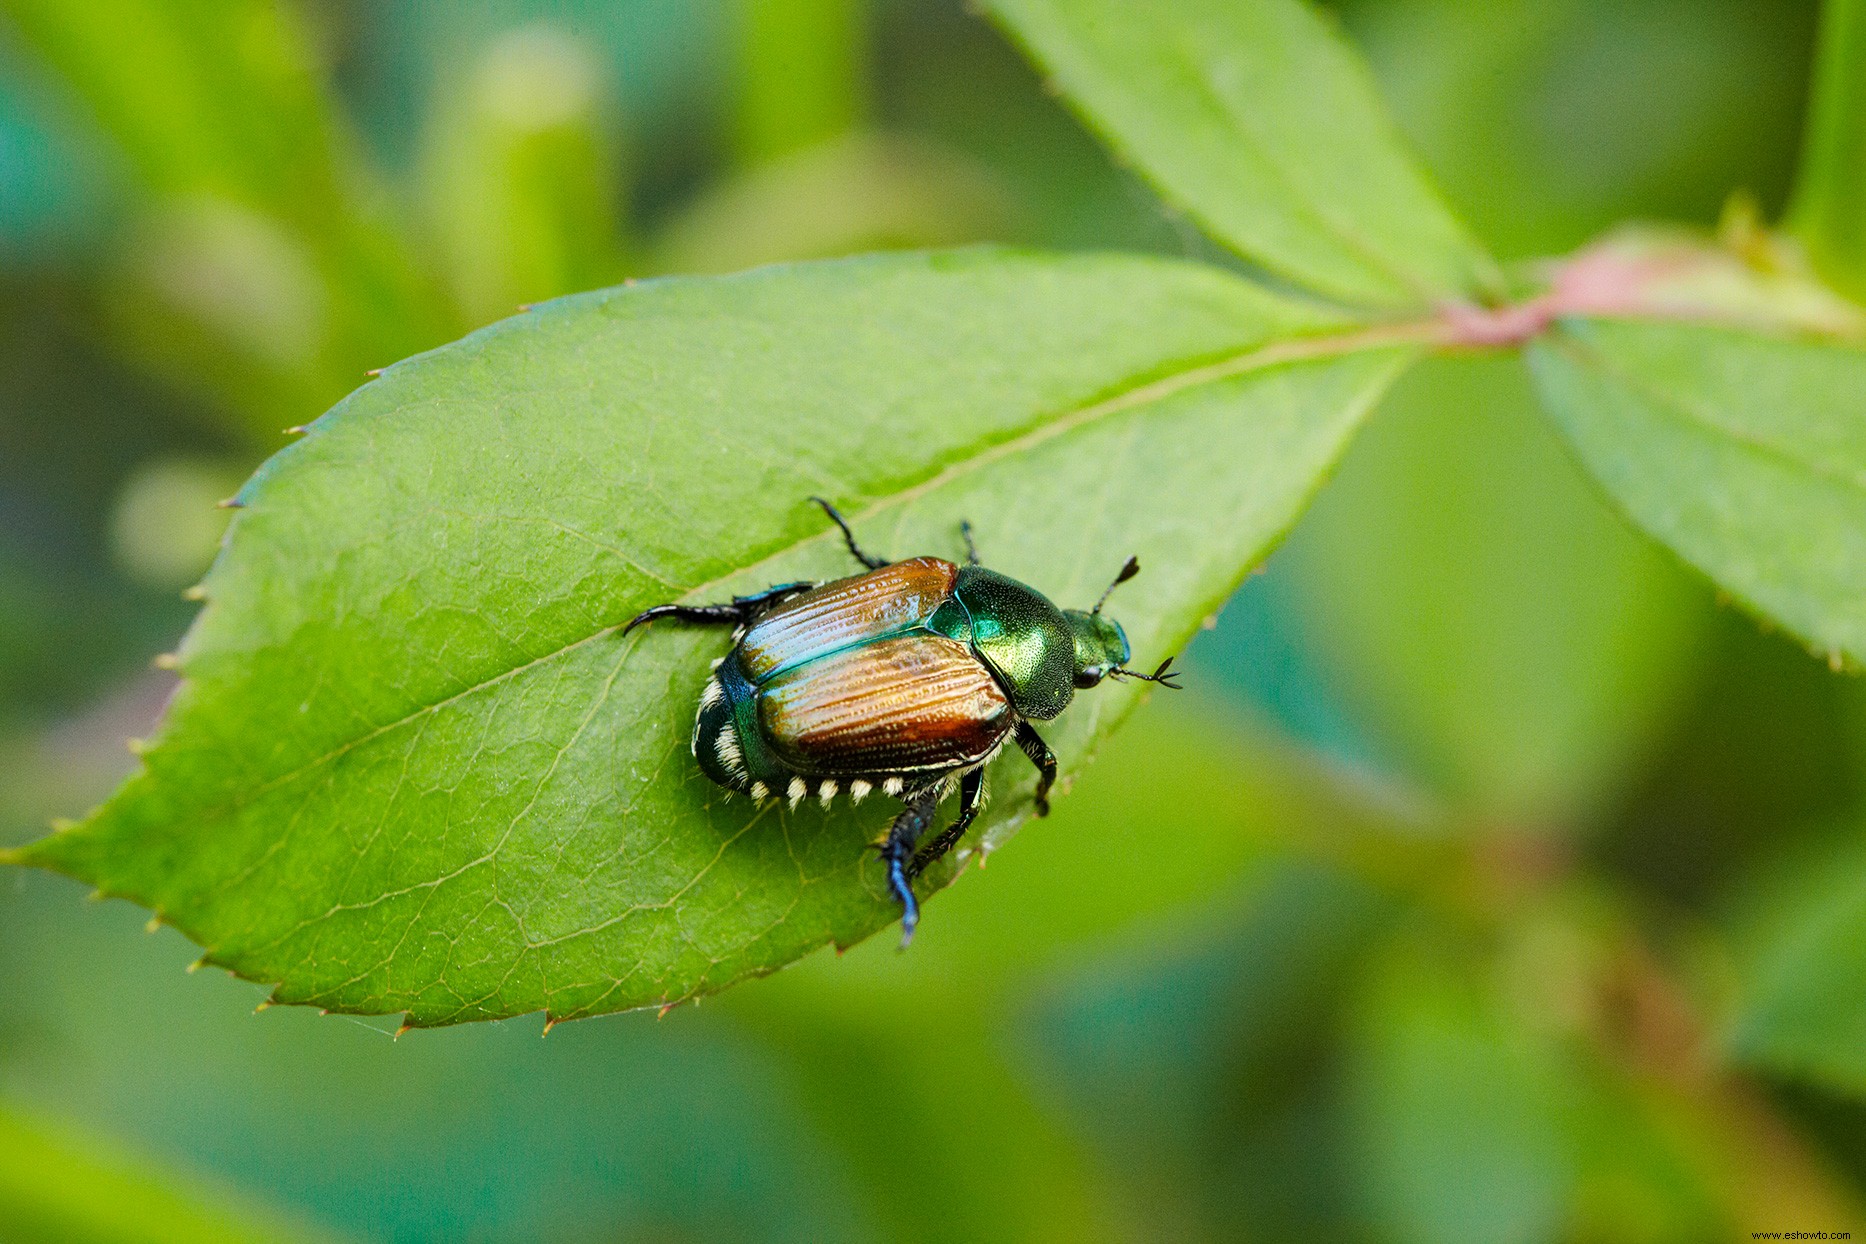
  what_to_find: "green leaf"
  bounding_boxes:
[5,249,1416,1027]
[985,0,1496,308]
[1725,829,1866,1095]
[0,0,337,213]
[1529,318,1866,669]
[1791,0,1866,302]
[0,1106,326,1244]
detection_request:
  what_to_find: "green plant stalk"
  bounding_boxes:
[735,0,867,165]
[1792,0,1866,302]
[420,26,630,326]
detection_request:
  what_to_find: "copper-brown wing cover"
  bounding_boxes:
[757,635,1012,774]
[738,557,959,682]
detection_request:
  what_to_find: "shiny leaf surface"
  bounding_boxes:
[7,249,1414,1026]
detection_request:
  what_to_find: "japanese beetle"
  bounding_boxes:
[623,499,1180,945]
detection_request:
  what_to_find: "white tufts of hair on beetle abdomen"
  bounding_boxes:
[713,723,745,780]
[754,769,997,812]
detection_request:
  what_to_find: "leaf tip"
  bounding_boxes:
[186,956,208,974]
[394,1018,413,1039]
[181,584,208,602]
[365,367,383,379]
[253,999,272,1014]
[215,497,244,511]
[125,737,149,756]
[283,425,307,436]
[151,651,182,671]
[541,1015,558,1037]
[144,912,163,934]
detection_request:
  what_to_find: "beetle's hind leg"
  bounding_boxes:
[620,581,813,636]
[878,781,946,948]
[809,497,889,570]
[908,767,984,880]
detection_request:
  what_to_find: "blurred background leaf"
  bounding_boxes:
[1274,352,1708,827]
[986,0,1497,306]
[5,0,1866,1239]
[0,1106,330,1244]
[0,0,456,446]
[418,23,630,326]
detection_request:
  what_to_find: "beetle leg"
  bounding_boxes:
[959,520,980,566]
[620,581,813,636]
[809,497,890,570]
[908,767,984,879]
[879,781,945,947]
[619,603,746,634]
[1013,721,1057,816]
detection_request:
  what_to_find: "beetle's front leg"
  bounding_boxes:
[879,782,944,948]
[1013,721,1057,816]
[908,767,984,880]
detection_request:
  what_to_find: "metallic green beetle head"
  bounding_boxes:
[1063,609,1130,688]
[1064,557,1183,694]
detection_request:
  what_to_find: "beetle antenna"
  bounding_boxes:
[1091,557,1141,615]
[1110,657,1183,690]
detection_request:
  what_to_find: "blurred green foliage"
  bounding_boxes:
[2,0,1865,1241]
[0,1108,327,1244]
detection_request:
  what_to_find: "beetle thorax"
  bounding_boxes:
[941,567,1077,720]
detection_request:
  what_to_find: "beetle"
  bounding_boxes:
[622,499,1180,946]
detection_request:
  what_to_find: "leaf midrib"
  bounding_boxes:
[85,319,1432,853]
